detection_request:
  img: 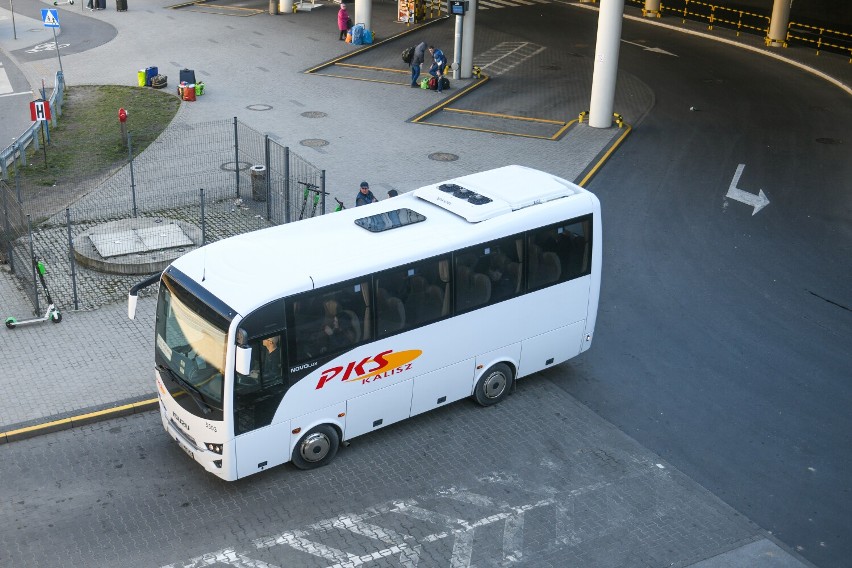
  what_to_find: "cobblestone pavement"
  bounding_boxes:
[0,375,807,567]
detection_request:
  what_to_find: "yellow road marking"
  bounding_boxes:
[577,123,632,187]
[0,398,159,444]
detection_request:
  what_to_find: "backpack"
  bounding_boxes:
[420,77,430,89]
[351,23,365,45]
[402,46,415,64]
[150,74,168,89]
[428,76,438,90]
[439,77,450,90]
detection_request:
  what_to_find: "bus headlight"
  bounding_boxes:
[205,442,223,454]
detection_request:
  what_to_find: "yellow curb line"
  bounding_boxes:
[0,398,159,445]
[442,107,568,126]
[577,123,633,187]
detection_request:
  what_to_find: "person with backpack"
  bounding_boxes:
[427,45,448,93]
[337,3,352,41]
[409,41,428,88]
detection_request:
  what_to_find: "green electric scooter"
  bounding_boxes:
[5,256,62,329]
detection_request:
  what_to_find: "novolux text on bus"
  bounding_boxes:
[128,165,602,481]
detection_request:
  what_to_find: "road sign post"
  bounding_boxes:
[41,9,64,78]
[30,99,51,165]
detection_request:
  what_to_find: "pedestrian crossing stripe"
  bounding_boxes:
[439,0,549,11]
[41,8,60,28]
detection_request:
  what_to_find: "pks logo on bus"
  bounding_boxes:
[315,349,422,390]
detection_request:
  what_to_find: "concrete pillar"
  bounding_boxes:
[355,0,372,31]
[643,0,660,17]
[459,0,477,79]
[767,0,791,47]
[589,0,624,128]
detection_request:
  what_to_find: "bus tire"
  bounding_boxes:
[292,424,339,470]
[474,363,513,406]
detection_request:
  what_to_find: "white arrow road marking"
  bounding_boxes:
[726,163,770,215]
[621,39,678,56]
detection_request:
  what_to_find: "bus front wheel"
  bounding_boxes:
[292,424,340,470]
[474,363,513,406]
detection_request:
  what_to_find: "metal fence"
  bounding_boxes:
[1,118,326,314]
[626,0,852,59]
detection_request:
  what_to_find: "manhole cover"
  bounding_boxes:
[815,137,842,145]
[301,111,327,118]
[246,104,273,111]
[220,161,254,172]
[300,139,329,147]
[429,152,459,162]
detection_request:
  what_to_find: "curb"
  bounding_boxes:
[0,397,159,445]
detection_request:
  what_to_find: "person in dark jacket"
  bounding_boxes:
[410,41,428,87]
[355,181,378,206]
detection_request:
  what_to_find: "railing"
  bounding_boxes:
[626,0,852,60]
[0,71,65,181]
[784,22,852,62]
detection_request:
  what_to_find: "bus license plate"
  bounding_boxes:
[175,437,194,460]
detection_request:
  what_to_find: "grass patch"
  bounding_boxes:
[17,85,180,187]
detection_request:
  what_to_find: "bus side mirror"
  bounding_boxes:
[235,345,253,376]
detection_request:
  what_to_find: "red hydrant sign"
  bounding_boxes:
[30,99,51,122]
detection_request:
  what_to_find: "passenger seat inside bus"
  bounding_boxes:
[377,288,406,336]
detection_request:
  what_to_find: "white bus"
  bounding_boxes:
[135,165,601,481]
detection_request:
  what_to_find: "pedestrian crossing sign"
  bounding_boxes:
[41,9,60,28]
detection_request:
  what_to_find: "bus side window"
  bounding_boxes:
[234,334,286,436]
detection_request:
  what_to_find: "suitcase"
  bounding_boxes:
[150,74,167,89]
[182,84,196,101]
[179,69,196,85]
[145,66,158,87]
[116,0,127,11]
[97,0,106,9]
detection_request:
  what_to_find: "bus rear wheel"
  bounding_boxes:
[292,424,339,470]
[474,363,513,406]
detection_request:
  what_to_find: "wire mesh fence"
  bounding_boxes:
[1,118,326,314]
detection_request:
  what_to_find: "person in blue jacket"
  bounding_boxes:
[428,45,447,92]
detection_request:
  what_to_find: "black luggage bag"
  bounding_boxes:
[179,69,196,85]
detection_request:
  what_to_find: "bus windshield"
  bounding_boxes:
[155,275,229,418]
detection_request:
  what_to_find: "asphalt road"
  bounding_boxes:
[568,15,852,568]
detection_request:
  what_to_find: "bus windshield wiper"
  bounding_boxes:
[156,364,212,415]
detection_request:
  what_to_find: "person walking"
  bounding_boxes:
[337,3,351,41]
[355,181,378,206]
[410,41,428,87]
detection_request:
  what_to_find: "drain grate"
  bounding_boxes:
[815,138,842,145]
[301,111,327,118]
[220,161,253,172]
[429,152,459,162]
[300,139,329,147]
